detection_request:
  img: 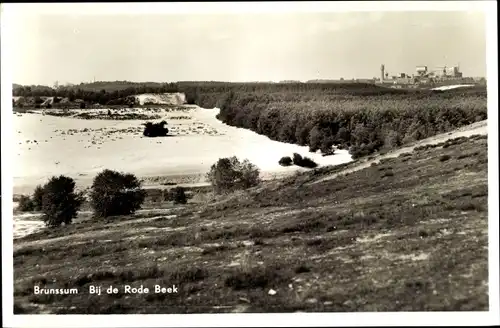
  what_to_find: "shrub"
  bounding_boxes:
[206,156,260,193]
[32,185,44,211]
[143,120,169,137]
[17,195,35,212]
[278,156,293,167]
[170,187,187,204]
[79,102,86,109]
[292,153,303,164]
[292,153,318,168]
[90,169,146,218]
[41,175,84,227]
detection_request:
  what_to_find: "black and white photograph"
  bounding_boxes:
[1,1,499,327]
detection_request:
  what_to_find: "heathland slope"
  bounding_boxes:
[13,132,488,314]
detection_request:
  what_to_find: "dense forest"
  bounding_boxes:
[12,81,487,157]
[184,83,487,157]
[13,82,179,105]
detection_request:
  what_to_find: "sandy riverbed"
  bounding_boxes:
[12,103,352,195]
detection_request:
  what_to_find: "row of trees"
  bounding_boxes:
[18,170,182,227]
[18,170,147,227]
[13,81,410,107]
[13,83,180,105]
[18,157,262,228]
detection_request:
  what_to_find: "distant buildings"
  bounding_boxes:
[375,63,485,88]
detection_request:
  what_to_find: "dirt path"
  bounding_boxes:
[311,120,487,185]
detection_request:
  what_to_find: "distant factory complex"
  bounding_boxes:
[300,63,485,88]
[375,63,485,88]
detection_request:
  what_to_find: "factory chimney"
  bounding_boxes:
[380,64,385,82]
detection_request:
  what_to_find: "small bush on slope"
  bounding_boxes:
[206,157,260,194]
[90,169,146,218]
[41,176,84,227]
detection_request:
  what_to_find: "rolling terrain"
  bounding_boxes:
[13,130,488,314]
[10,82,490,314]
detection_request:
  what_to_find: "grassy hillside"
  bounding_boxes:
[13,134,488,314]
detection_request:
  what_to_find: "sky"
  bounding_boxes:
[5,7,488,86]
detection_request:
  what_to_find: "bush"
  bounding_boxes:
[292,153,318,168]
[292,153,303,165]
[206,156,260,194]
[90,169,146,218]
[143,120,169,137]
[17,195,35,212]
[278,156,293,167]
[79,102,86,109]
[32,185,44,211]
[41,176,84,227]
[170,187,187,204]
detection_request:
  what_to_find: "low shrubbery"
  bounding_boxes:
[206,156,261,194]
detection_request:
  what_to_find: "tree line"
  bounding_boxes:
[187,83,487,157]
[13,82,179,105]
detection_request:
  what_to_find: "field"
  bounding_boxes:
[13,133,488,313]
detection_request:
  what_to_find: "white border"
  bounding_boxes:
[2,1,499,327]
[1,1,494,15]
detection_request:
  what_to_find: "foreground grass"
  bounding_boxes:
[13,135,488,313]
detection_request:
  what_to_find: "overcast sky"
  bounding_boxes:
[7,9,487,85]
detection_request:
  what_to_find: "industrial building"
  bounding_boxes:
[376,63,480,88]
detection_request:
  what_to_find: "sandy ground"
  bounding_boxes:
[12,104,352,196]
[11,97,353,239]
[135,92,186,105]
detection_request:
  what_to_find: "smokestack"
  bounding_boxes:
[380,64,385,82]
